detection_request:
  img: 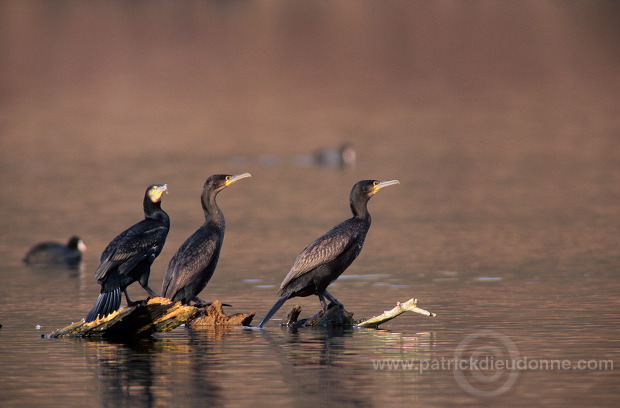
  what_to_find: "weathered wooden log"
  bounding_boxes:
[284,304,356,328]
[282,298,435,329]
[285,305,302,325]
[45,297,255,339]
[189,300,255,328]
[45,297,432,338]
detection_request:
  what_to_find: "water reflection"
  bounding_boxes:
[90,339,158,408]
[80,326,437,408]
[182,330,225,408]
[88,332,226,408]
[260,327,367,407]
[255,327,437,407]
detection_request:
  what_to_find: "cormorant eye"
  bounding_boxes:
[373,181,380,186]
[226,176,232,182]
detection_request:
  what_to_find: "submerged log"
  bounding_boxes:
[283,298,435,329]
[285,304,356,328]
[45,298,255,339]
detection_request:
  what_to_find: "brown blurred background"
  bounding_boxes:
[1,1,617,159]
[0,1,618,274]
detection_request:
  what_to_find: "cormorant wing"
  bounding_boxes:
[280,222,360,289]
[95,220,168,281]
[162,228,219,298]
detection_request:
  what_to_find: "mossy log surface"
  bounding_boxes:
[45,298,255,339]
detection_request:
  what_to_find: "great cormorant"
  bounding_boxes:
[23,236,86,267]
[257,179,399,327]
[162,173,251,305]
[85,184,169,322]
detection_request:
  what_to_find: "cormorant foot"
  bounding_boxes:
[329,301,344,309]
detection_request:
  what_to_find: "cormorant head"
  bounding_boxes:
[355,179,400,198]
[204,173,252,195]
[350,179,399,216]
[147,184,168,203]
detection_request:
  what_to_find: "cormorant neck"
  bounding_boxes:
[144,197,169,225]
[144,195,162,218]
[201,190,224,225]
[350,196,371,219]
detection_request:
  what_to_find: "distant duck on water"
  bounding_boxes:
[23,236,87,267]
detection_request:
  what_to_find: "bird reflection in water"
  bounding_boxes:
[89,334,225,408]
[257,327,435,407]
[90,339,157,408]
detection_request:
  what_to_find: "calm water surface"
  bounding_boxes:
[1,2,619,407]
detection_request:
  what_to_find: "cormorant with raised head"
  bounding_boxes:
[85,184,170,322]
[23,236,87,267]
[257,179,399,328]
[162,173,251,305]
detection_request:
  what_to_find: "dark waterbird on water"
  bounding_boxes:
[257,179,400,328]
[162,173,251,306]
[23,236,87,267]
[313,142,356,169]
[85,184,170,322]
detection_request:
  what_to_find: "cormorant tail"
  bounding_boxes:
[257,295,290,328]
[85,288,122,323]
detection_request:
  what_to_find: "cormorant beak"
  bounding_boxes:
[373,179,400,194]
[226,173,252,186]
[150,184,168,202]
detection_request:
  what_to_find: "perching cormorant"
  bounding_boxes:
[257,179,399,327]
[162,173,251,305]
[23,236,86,267]
[85,184,170,322]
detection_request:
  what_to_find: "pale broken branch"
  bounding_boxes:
[356,298,436,328]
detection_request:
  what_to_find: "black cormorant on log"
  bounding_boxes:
[85,184,170,322]
[23,236,86,267]
[257,179,399,327]
[162,173,251,305]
